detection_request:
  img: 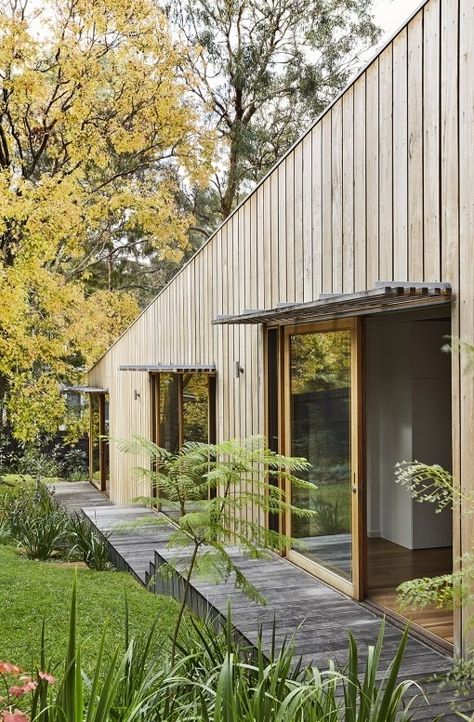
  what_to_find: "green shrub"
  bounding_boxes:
[2,483,113,569]
[68,513,113,571]
[60,446,88,481]
[14,442,63,479]
[5,482,69,560]
[0,517,11,544]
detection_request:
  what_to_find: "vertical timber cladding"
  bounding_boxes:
[87,0,473,647]
[459,0,474,655]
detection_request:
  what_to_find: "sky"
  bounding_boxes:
[374,0,423,42]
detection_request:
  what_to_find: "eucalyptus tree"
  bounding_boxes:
[167,0,380,222]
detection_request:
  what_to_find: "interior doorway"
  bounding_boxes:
[364,309,453,646]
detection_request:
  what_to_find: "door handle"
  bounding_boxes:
[352,473,359,494]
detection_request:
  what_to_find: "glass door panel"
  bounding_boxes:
[286,321,359,593]
[89,394,101,484]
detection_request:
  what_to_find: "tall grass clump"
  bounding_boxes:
[0,578,429,722]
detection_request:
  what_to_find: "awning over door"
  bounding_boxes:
[213,282,451,326]
[119,363,216,373]
[63,385,108,393]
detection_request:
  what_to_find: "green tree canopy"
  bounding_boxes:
[0,0,213,441]
[169,0,380,224]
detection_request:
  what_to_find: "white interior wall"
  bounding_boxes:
[366,314,452,550]
[366,321,414,546]
[411,322,453,547]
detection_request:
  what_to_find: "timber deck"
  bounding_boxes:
[51,482,474,721]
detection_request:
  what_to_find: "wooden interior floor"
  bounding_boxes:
[366,538,453,644]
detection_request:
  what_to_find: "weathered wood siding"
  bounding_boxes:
[89,0,474,651]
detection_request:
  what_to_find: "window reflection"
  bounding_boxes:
[159,374,180,452]
[182,373,209,443]
[290,330,352,580]
[155,372,214,517]
[90,395,101,482]
[104,397,110,485]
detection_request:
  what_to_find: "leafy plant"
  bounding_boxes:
[0,657,56,722]
[0,435,17,479]
[394,460,458,513]
[394,337,474,696]
[313,496,348,535]
[21,577,427,722]
[5,482,69,560]
[397,573,456,611]
[68,514,113,571]
[198,621,422,722]
[13,443,63,480]
[2,482,112,568]
[60,447,88,482]
[395,460,474,693]
[116,434,316,663]
[35,580,129,722]
[441,655,474,700]
[0,517,11,544]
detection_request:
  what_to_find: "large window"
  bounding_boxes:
[153,373,215,450]
[151,372,216,513]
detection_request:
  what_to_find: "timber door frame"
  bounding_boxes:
[88,391,108,493]
[280,317,363,600]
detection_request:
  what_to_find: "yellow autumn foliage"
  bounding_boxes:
[0,0,214,441]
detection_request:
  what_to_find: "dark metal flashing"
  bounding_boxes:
[63,385,109,394]
[119,363,216,374]
[213,284,452,326]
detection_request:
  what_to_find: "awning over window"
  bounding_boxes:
[63,385,108,393]
[119,363,216,373]
[213,283,451,326]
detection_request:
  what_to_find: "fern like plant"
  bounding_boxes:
[395,454,474,692]
[115,435,316,663]
[394,461,474,616]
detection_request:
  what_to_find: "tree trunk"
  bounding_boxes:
[220,139,240,219]
[0,373,9,436]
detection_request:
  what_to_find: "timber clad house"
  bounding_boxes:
[84,0,474,657]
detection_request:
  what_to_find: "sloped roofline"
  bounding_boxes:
[89,0,429,372]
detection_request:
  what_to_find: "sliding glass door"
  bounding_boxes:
[89,392,109,493]
[284,319,362,598]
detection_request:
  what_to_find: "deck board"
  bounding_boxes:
[51,482,474,719]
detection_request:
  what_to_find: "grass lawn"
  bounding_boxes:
[0,544,183,676]
[1,473,64,485]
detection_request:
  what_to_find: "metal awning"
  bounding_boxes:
[63,385,108,393]
[119,363,216,373]
[213,283,452,326]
